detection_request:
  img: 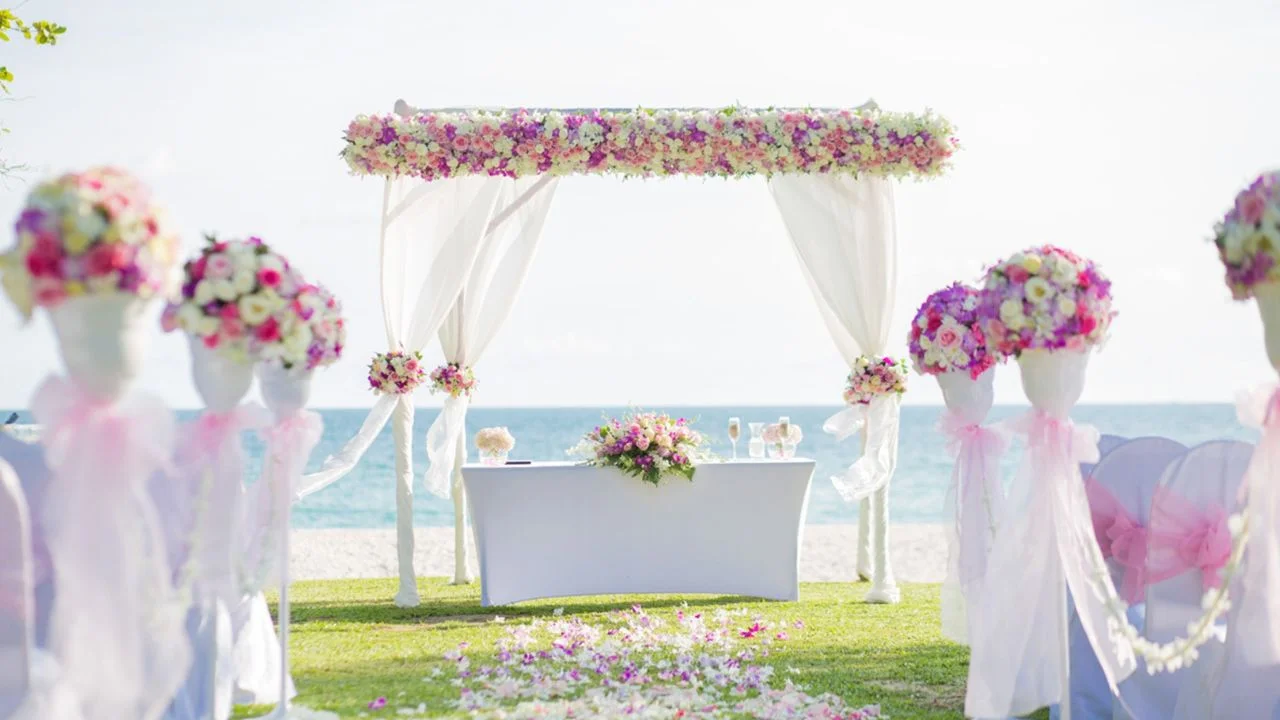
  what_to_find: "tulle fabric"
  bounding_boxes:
[1146,486,1231,591]
[244,411,323,590]
[966,406,1136,718]
[425,395,468,498]
[1084,479,1149,604]
[1230,384,1280,666]
[823,395,902,501]
[937,408,1008,645]
[177,404,269,605]
[296,394,396,500]
[30,376,191,720]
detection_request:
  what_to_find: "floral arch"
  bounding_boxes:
[302,100,960,607]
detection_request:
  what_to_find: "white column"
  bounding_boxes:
[392,397,419,607]
[865,483,899,603]
[451,431,473,584]
[856,498,873,581]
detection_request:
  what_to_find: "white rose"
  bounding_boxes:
[238,294,272,325]
[193,280,215,306]
[999,298,1026,329]
[176,303,203,331]
[213,280,237,301]
[196,316,219,337]
[1057,296,1077,317]
[233,270,255,294]
[284,325,312,357]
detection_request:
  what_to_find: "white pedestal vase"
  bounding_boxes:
[935,368,1004,645]
[33,294,193,720]
[248,365,330,720]
[965,349,1136,720]
[182,337,261,720]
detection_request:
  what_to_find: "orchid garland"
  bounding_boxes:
[908,283,998,379]
[162,236,308,364]
[429,363,476,397]
[0,166,179,320]
[1213,171,1280,299]
[579,411,704,485]
[978,245,1115,358]
[368,350,426,395]
[343,106,958,181]
[843,355,908,406]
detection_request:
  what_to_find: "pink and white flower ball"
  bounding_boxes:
[0,166,180,401]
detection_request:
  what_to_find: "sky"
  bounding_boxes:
[0,0,1278,409]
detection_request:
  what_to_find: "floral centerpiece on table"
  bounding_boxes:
[161,235,308,363]
[908,283,998,379]
[430,363,476,397]
[578,411,704,485]
[977,245,1114,357]
[475,427,515,465]
[368,349,426,395]
[843,355,909,406]
[0,166,179,319]
[1212,171,1280,299]
[253,282,346,371]
[762,423,803,458]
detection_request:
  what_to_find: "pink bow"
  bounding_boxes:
[1147,485,1231,592]
[1084,478,1148,603]
[33,376,174,479]
[939,410,1009,585]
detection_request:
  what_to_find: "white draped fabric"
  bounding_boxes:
[298,172,507,606]
[966,351,1137,718]
[769,174,900,595]
[424,176,560,584]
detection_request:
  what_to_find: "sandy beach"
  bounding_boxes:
[291,523,948,584]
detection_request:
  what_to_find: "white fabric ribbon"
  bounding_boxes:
[1232,382,1280,665]
[297,394,396,500]
[31,376,192,720]
[824,394,902,501]
[177,403,270,605]
[938,410,1008,644]
[243,411,323,591]
[424,394,469,498]
[965,409,1136,718]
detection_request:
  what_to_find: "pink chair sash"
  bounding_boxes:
[1084,478,1148,604]
[1146,486,1231,591]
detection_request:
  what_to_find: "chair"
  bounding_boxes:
[0,458,81,720]
[1134,441,1253,720]
[1053,436,1187,720]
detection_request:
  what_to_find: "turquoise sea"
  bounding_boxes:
[272,405,1257,528]
[3,405,1256,528]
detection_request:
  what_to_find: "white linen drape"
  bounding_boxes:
[424,176,560,584]
[299,174,506,607]
[769,174,900,598]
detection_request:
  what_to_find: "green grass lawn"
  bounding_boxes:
[234,578,1044,719]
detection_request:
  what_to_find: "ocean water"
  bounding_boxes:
[273,405,1255,529]
[4,404,1254,528]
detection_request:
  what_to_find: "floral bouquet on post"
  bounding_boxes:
[368,350,426,395]
[429,362,476,397]
[843,355,909,406]
[576,411,705,485]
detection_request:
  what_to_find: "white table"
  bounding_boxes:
[462,459,814,606]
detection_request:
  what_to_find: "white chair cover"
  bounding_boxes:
[230,594,295,705]
[1134,441,1251,720]
[0,459,82,720]
[1051,436,1186,720]
[769,173,898,589]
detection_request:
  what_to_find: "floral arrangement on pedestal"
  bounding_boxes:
[475,427,515,466]
[0,166,179,319]
[343,106,959,181]
[908,283,997,378]
[430,363,476,397]
[762,423,803,457]
[368,350,426,395]
[843,356,908,406]
[977,245,1114,358]
[284,284,346,370]
[579,411,704,485]
[161,235,308,363]
[1212,171,1280,299]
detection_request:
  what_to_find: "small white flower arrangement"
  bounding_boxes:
[475,427,515,465]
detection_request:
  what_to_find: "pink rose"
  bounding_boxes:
[202,333,220,349]
[255,316,281,343]
[1007,266,1030,284]
[635,436,650,451]
[937,327,960,348]
[220,303,240,320]
[258,267,282,287]
[221,317,245,339]
[85,242,130,276]
[1238,189,1269,226]
[207,255,234,280]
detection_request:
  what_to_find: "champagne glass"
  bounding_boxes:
[727,417,741,460]
[748,422,765,459]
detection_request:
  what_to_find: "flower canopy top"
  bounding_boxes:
[343,105,958,181]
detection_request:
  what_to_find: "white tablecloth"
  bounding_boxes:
[463,460,814,606]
